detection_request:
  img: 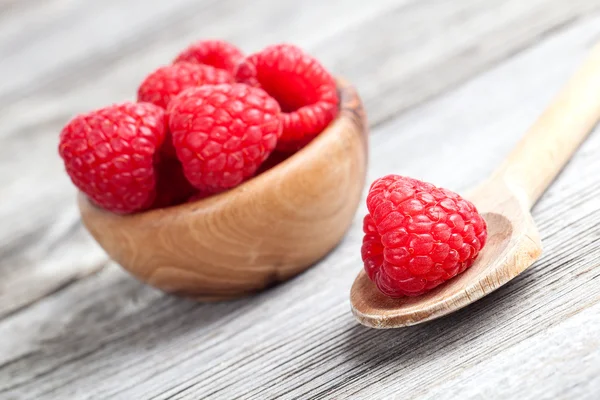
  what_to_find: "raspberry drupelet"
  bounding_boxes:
[58,102,167,214]
[169,83,282,193]
[235,44,339,152]
[361,175,488,297]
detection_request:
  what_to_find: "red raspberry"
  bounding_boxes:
[152,157,197,208]
[137,62,233,109]
[169,83,282,193]
[235,44,339,152]
[58,102,166,214]
[174,39,244,75]
[362,175,487,297]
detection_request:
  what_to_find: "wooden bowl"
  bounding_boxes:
[79,80,368,301]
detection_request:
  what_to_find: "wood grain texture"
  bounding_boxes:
[79,82,367,300]
[2,0,599,318]
[316,0,600,125]
[0,0,403,111]
[2,10,600,399]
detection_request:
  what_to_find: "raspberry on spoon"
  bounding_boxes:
[362,175,487,297]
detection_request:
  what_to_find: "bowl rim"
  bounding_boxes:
[79,78,365,221]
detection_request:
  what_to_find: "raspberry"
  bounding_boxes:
[58,102,166,214]
[362,175,487,297]
[174,39,244,75]
[235,44,338,152]
[137,62,233,109]
[169,83,282,193]
[152,157,197,208]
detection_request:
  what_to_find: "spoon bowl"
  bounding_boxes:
[351,180,542,328]
[79,79,368,301]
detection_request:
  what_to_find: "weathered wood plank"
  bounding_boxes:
[316,0,600,125]
[0,0,404,111]
[3,0,599,126]
[1,13,600,399]
[406,303,600,400]
[2,0,599,320]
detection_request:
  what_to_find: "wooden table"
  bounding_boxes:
[2,1,600,398]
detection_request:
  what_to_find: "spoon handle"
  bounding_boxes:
[496,42,600,209]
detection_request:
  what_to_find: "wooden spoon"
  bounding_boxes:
[79,80,368,301]
[351,43,600,328]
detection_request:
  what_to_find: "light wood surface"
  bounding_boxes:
[2,1,600,399]
[351,41,600,328]
[79,81,367,300]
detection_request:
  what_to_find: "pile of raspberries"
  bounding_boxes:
[59,40,339,214]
